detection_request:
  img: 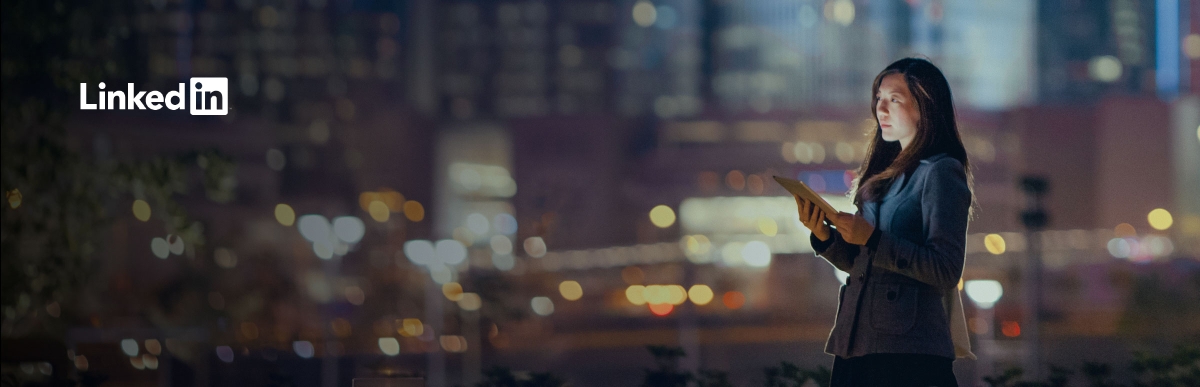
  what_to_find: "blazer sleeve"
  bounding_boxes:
[870,158,970,290]
[810,224,858,272]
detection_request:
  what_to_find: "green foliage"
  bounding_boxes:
[983,345,1199,387]
[763,361,831,387]
[642,346,786,387]
[475,367,568,387]
[1129,345,1200,387]
[1081,361,1118,387]
[644,345,692,387]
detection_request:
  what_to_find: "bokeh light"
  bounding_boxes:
[214,248,237,268]
[1088,55,1122,82]
[150,238,170,259]
[5,189,20,209]
[442,282,464,301]
[216,346,234,363]
[1147,208,1173,230]
[368,200,390,222]
[649,303,673,316]
[399,319,424,337]
[144,339,161,356]
[132,200,151,222]
[1108,237,1132,258]
[466,213,490,235]
[142,354,159,370]
[1183,34,1200,59]
[741,241,772,267]
[1001,321,1021,337]
[493,213,518,235]
[626,285,647,305]
[649,205,677,228]
[725,171,746,190]
[1114,223,1137,238]
[632,1,656,27]
[331,319,352,338]
[275,203,296,226]
[298,215,332,242]
[458,292,482,311]
[120,339,138,356]
[404,240,436,265]
[688,285,714,305]
[723,291,745,309]
[292,341,315,358]
[490,235,513,255]
[435,239,468,265]
[167,235,184,255]
[965,279,1003,309]
[491,253,515,271]
[531,296,555,316]
[559,281,583,301]
[333,216,365,243]
[440,335,468,353]
[345,286,366,305]
[403,200,425,221]
[825,0,855,26]
[984,233,1006,255]
[378,337,400,356]
[430,265,454,284]
[757,218,778,236]
[524,236,548,257]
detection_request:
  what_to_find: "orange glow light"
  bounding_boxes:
[1001,321,1021,337]
[723,291,745,310]
[648,303,674,316]
[726,171,746,190]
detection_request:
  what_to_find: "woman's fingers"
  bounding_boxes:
[840,212,856,225]
[829,212,853,229]
[795,196,824,230]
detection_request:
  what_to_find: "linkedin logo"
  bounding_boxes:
[80,77,229,116]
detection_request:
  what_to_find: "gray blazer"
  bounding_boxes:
[810,152,971,359]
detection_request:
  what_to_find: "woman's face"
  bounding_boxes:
[875,73,920,149]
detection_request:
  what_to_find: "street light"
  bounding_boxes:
[965,280,1003,309]
[965,279,1004,384]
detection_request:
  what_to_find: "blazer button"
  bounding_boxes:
[857,273,864,281]
[897,258,910,269]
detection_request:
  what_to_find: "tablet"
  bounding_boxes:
[772,175,839,215]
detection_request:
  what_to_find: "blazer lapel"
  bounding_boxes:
[882,171,908,201]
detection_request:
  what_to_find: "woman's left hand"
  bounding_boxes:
[830,212,876,245]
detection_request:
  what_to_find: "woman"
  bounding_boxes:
[794,58,976,387]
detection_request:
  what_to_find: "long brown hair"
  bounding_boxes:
[850,58,975,217]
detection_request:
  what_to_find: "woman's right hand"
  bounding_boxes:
[794,194,832,241]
